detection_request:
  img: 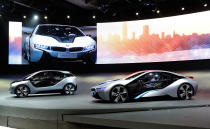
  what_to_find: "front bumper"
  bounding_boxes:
[91,88,101,99]
[90,88,109,100]
[9,85,15,94]
[31,47,96,63]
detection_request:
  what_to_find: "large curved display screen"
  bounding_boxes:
[97,11,210,64]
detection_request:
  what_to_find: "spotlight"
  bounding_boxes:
[1,5,4,9]
[92,15,96,19]
[23,15,27,19]
[181,7,185,11]
[44,8,48,11]
[0,14,2,17]
[204,3,208,7]
[136,12,139,16]
[156,10,160,14]
[145,2,150,6]
[44,16,48,20]
[67,15,70,19]
[67,16,70,19]
[33,15,39,20]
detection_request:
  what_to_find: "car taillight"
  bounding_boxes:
[186,76,195,80]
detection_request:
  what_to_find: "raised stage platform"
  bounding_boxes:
[0,71,210,129]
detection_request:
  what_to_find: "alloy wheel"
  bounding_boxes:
[178,84,194,100]
[110,86,128,103]
[15,85,30,97]
[27,50,30,62]
[64,84,75,95]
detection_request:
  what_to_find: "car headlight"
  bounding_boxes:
[34,44,50,50]
[96,87,107,91]
[84,44,95,51]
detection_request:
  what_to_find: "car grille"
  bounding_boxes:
[69,47,83,52]
[51,47,66,52]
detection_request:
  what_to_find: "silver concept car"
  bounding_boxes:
[9,70,77,97]
[23,24,97,64]
[91,70,198,103]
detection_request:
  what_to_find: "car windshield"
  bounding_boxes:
[22,73,33,80]
[35,25,85,37]
[123,71,145,80]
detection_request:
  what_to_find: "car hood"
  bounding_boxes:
[48,34,76,43]
[31,35,95,47]
[10,78,30,84]
[10,80,23,84]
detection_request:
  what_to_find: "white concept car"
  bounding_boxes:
[9,70,77,97]
[23,24,97,64]
[91,70,198,103]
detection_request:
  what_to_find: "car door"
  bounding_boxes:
[30,71,52,88]
[126,79,140,95]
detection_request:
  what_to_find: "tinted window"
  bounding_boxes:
[31,72,45,80]
[51,72,65,81]
[140,72,162,88]
[23,73,33,80]
[30,71,66,87]
[141,72,161,83]
[160,72,172,81]
[30,72,49,87]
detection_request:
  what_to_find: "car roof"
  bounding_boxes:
[24,70,71,80]
[36,70,71,74]
[139,70,184,77]
[123,70,184,80]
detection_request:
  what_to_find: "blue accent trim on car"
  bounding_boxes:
[134,90,160,100]
[97,87,106,91]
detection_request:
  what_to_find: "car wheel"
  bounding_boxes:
[63,84,75,95]
[110,86,128,103]
[39,52,51,64]
[15,85,30,97]
[23,47,27,59]
[27,49,31,63]
[85,51,97,64]
[177,83,194,100]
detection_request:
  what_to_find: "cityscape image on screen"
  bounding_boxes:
[97,11,210,64]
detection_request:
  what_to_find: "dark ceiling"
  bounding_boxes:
[1,0,210,25]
